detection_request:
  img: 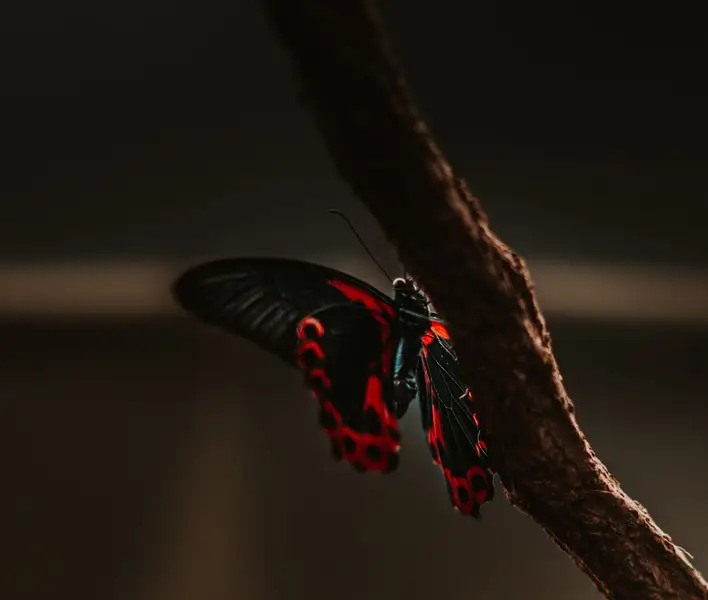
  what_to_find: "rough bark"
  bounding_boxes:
[261,1,708,598]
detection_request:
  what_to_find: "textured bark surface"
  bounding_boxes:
[261,1,708,598]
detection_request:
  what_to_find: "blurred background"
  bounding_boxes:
[1,1,707,599]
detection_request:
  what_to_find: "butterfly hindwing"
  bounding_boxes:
[418,322,495,517]
[296,303,401,472]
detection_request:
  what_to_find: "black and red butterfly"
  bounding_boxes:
[172,257,495,517]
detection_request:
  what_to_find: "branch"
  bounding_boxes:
[261,1,707,598]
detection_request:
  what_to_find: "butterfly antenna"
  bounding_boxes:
[327,209,393,281]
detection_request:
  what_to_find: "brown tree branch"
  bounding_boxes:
[261,1,707,598]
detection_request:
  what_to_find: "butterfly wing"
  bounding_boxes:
[172,257,396,365]
[173,257,402,472]
[297,303,401,472]
[417,322,495,517]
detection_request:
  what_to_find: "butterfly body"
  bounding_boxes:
[390,278,433,417]
[173,257,495,517]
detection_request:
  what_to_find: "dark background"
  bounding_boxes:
[2,1,707,599]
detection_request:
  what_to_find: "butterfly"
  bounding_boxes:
[172,257,495,517]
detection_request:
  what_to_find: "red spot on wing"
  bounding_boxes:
[427,404,445,466]
[329,278,396,375]
[296,316,331,392]
[319,377,401,473]
[328,279,395,319]
[320,400,342,436]
[297,316,324,338]
[339,424,399,472]
[419,360,442,464]
[307,368,332,390]
[423,322,450,352]
[430,322,450,339]
[329,280,394,356]
[358,373,401,459]
[362,373,383,412]
[421,358,432,390]
[442,464,493,516]
[362,373,398,434]
[296,340,325,368]
[377,327,396,377]
[429,404,445,448]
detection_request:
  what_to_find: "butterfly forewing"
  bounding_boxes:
[172,258,395,365]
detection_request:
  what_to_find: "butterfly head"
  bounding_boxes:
[393,276,431,315]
